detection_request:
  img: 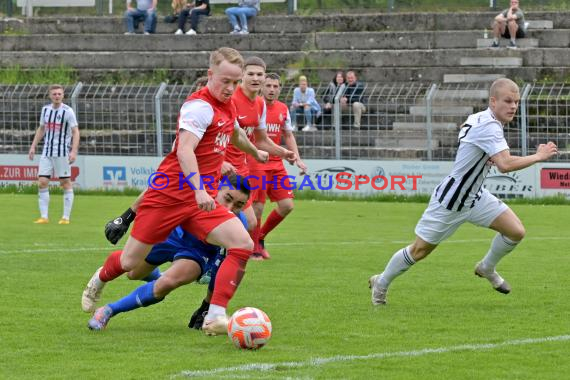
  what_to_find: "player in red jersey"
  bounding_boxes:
[250,72,308,259]
[223,57,297,250]
[82,47,270,336]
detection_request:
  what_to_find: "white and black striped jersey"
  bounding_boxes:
[39,103,78,157]
[434,108,509,211]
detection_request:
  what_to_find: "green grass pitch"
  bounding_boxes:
[1,194,569,379]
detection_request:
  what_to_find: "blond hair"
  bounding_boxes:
[209,47,244,70]
[48,84,64,93]
[490,78,519,99]
[298,75,308,83]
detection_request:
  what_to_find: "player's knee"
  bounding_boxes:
[509,225,526,242]
[278,203,293,216]
[234,235,254,251]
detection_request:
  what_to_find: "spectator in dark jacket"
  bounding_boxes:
[322,71,345,115]
[341,70,366,129]
[174,0,210,35]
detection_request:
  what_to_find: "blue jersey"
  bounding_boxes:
[144,211,248,279]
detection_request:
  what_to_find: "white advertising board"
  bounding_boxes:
[0,154,558,199]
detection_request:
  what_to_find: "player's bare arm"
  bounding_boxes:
[178,129,215,211]
[231,127,269,163]
[491,142,558,173]
[28,126,46,160]
[69,127,80,164]
[283,130,307,174]
[253,129,296,163]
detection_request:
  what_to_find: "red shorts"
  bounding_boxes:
[250,165,295,204]
[131,199,237,245]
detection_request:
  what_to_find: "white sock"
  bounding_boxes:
[39,188,49,219]
[493,37,499,44]
[206,304,226,319]
[63,189,74,219]
[378,246,416,289]
[481,233,519,271]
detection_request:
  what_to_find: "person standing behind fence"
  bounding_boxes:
[225,0,260,35]
[491,0,526,48]
[174,0,211,36]
[28,84,80,225]
[290,75,321,132]
[341,71,366,129]
[124,0,157,35]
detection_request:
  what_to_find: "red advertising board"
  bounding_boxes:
[0,165,80,181]
[540,168,570,189]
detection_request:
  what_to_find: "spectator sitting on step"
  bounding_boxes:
[225,0,260,35]
[125,0,157,35]
[492,0,526,48]
[322,71,346,115]
[174,0,210,35]
[341,71,367,129]
[290,75,321,132]
[164,0,186,23]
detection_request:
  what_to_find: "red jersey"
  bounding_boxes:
[249,99,292,171]
[145,86,237,205]
[224,86,266,173]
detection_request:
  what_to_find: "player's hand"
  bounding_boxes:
[188,300,210,330]
[221,161,236,176]
[68,151,77,164]
[255,150,269,163]
[284,150,297,165]
[296,159,308,175]
[537,141,558,161]
[104,216,132,245]
[28,147,35,161]
[195,190,215,211]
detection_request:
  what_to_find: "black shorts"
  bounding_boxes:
[502,26,526,39]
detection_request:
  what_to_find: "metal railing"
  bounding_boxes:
[0,82,568,162]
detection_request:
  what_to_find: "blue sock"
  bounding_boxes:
[108,280,163,315]
[141,268,161,282]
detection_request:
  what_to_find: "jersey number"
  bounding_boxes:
[458,124,472,144]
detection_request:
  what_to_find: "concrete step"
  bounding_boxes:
[476,38,539,48]
[527,20,554,29]
[409,106,473,116]
[3,48,566,70]
[2,30,567,52]
[2,12,567,35]
[459,56,523,67]
[375,137,439,149]
[443,73,505,83]
[434,89,488,99]
[3,65,568,85]
[0,33,313,52]
[392,122,458,130]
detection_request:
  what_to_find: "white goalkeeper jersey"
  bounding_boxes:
[434,108,509,211]
[39,103,78,158]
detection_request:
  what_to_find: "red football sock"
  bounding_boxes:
[210,248,250,308]
[98,250,125,282]
[260,210,285,240]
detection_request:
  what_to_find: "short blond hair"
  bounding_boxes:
[299,75,308,83]
[48,84,64,93]
[210,47,244,70]
[490,78,519,99]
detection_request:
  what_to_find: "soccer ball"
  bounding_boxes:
[227,307,272,349]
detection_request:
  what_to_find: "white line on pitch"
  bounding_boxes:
[174,334,570,378]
